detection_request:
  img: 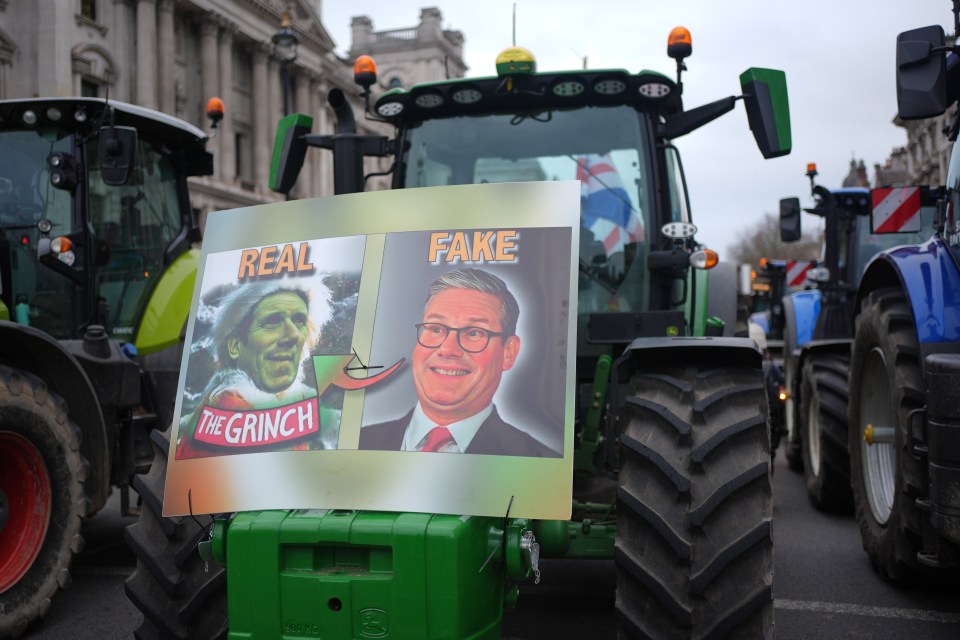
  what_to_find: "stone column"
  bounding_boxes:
[252,45,271,191]
[200,15,220,174]
[218,22,236,183]
[315,80,332,198]
[136,0,158,109]
[157,0,175,114]
[292,71,311,198]
[112,0,134,100]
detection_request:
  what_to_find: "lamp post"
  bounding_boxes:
[272,11,299,116]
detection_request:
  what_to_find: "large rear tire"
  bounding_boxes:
[124,426,228,639]
[799,354,853,513]
[848,288,927,583]
[0,365,86,638]
[616,362,773,639]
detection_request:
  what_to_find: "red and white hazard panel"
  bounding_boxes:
[785,260,813,287]
[871,187,921,233]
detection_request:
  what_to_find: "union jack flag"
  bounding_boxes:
[576,153,643,256]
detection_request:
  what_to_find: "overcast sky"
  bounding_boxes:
[321,1,953,257]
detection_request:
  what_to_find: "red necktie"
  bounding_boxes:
[419,426,454,452]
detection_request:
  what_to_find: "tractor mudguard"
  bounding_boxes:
[858,236,960,352]
[794,338,853,387]
[0,320,110,513]
[783,289,822,352]
[134,247,200,355]
[615,336,763,379]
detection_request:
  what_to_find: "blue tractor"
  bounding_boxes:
[845,12,960,582]
[778,172,933,513]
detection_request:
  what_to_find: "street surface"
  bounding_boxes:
[19,454,960,640]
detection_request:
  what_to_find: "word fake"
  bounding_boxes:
[428,230,519,264]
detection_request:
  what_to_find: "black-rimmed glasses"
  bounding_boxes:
[415,322,506,353]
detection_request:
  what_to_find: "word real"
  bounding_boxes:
[428,230,519,264]
[193,398,319,448]
[237,242,315,280]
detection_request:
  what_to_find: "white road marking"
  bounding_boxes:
[776,599,960,624]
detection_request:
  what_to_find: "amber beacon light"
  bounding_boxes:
[667,26,692,60]
[354,55,378,89]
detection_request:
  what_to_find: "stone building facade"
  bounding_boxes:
[0,1,465,231]
[348,7,467,91]
[892,109,955,187]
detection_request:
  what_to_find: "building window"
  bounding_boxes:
[81,79,100,97]
[235,129,254,186]
[80,0,96,21]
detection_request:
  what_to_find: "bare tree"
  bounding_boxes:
[726,211,822,266]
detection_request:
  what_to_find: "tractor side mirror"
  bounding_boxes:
[270,112,312,194]
[780,197,801,242]
[740,67,791,159]
[99,126,138,186]
[896,25,947,120]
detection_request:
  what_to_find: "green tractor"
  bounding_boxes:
[127,29,791,639]
[0,98,212,636]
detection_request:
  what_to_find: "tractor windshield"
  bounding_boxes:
[0,128,75,337]
[400,106,653,316]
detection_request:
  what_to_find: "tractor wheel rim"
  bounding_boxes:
[859,348,895,525]
[0,431,52,593]
[807,392,821,477]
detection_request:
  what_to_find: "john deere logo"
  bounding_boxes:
[358,609,388,638]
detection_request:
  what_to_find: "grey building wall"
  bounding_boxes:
[0,0,463,231]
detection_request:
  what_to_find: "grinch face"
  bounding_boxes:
[228,292,309,392]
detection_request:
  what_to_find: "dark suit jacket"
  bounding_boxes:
[359,406,560,457]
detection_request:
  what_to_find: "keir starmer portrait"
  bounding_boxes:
[360,268,559,457]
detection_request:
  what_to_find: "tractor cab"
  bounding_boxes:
[273,36,790,356]
[0,98,212,343]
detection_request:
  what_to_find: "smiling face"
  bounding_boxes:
[412,288,520,426]
[227,291,309,393]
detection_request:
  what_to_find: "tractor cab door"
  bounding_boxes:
[87,133,186,340]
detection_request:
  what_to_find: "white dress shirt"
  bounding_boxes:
[401,403,494,452]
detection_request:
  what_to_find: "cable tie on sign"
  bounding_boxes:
[188,488,214,573]
[345,347,384,371]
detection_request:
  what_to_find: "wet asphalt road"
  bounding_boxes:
[19,453,960,639]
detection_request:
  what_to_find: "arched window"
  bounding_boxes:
[71,44,115,97]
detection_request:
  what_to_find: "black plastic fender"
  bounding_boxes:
[0,320,109,513]
[616,336,763,377]
[795,338,853,391]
